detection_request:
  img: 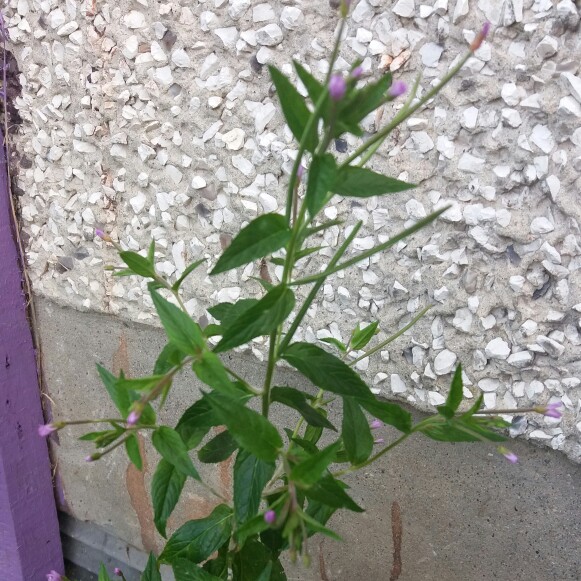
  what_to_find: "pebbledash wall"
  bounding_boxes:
[5,0,581,531]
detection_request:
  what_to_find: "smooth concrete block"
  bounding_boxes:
[37,298,581,580]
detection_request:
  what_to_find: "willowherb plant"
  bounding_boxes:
[41,7,560,581]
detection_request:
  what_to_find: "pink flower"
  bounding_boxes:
[114,568,123,577]
[374,438,385,445]
[297,164,305,180]
[46,571,64,581]
[85,455,94,462]
[498,446,518,464]
[351,66,363,79]
[536,402,563,419]
[95,229,112,242]
[127,410,140,426]
[264,510,276,525]
[388,81,407,98]
[370,419,383,430]
[470,21,491,51]
[38,424,58,437]
[329,75,347,102]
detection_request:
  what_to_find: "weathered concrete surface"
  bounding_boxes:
[38,297,581,581]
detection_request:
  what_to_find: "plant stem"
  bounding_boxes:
[57,418,126,426]
[349,305,433,366]
[474,408,538,416]
[262,330,278,417]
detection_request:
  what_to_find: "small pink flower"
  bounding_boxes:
[85,454,96,462]
[374,438,385,445]
[388,81,407,98]
[297,164,305,180]
[370,419,383,430]
[264,510,276,525]
[38,424,58,437]
[127,410,140,426]
[498,446,518,464]
[114,568,123,577]
[95,229,112,242]
[481,21,491,38]
[46,571,64,581]
[536,402,563,419]
[329,75,347,102]
[351,66,363,79]
[470,21,491,51]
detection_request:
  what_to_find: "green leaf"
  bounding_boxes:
[306,154,337,218]
[117,374,168,392]
[152,459,187,538]
[208,299,259,330]
[198,431,238,463]
[192,351,240,397]
[98,564,113,581]
[268,66,317,153]
[154,343,186,375]
[119,250,156,278]
[172,560,223,581]
[151,291,205,356]
[80,426,125,448]
[359,398,412,434]
[281,343,373,400]
[294,61,324,105]
[214,286,295,353]
[160,504,233,564]
[234,514,270,546]
[462,393,484,418]
[147,239,156,263]
[142,553,162,581]
[97,364,131,418]
[300,510,342,541]
[342,397,373,465]
[203,544,229,578]
[438,364,463,419]
[334,166,415,198]
[420,417,507,443]
[350,321,379,351]
[211,214,292,276]
[271,387,336,431]
[125,434,143,470]
[234,450,276,524]
[232,539,286,581]
[305,499,336,534]
[319,337,347,352]
[339,74,392,130]
[152,427,200,480]
[206,393,282,462]
[290,441,341,487]
[305,474,363,512]
[304,218,343,238]
[173,259,206,291]
[176,396,219,449]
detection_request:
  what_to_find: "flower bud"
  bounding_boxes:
[498,446,518,464]
[46,571,65,581]
[38,423,58,437]
[95,229,112,242]
[264,509,276,525]
[470,21,491,51]
[534,402,563,419]
[127,409,141,426]
[329,74,347,102]
[350,66,363,80]
[374,437,385,445]
[388,80,407,98]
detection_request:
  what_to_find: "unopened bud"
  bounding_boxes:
[470,21,491,52]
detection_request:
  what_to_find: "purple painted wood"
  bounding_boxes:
[0,127,64,579]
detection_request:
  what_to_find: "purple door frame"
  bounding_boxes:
[0,128,64,578]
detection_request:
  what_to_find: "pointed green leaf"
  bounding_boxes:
[198,431,238,463]
[306,154,337,218]
[154,343,186,375]
[339,74,392,130]
[305,474,363,512]
[160,504,233,564]
[147,239,156,263]
[271,386,336,431]
[192,351,240,397]
[206,393,282,462]
[234,513,270,546]
[98,564,113,581]
[172,259,206,291]
[214,286,295,353]
[334,166,415,198]
[290,441,341,487]
[300,510,342,541]
[350,321,379,351]
[438,364,464,419]
[97,364,131,418]
[232,539,286,581]
[208,299,259,330]
[319,337,347,352]
[152,427,200,480]
[269,66,317,152]
[151,291,205,356]
[152,458,187,538]
[125,434,143,470]
[172,560,222,581]
[211,214,291,275]
[176,396,218,450]
[117,374,168,392]
[234,450,275,524]
[342,397,373,465]
[119,250,156,278]
[281,342,373,399]
[462,393,484,418]
[359,398,412,434]
[142,552,162,581]
[294,61,324,104]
